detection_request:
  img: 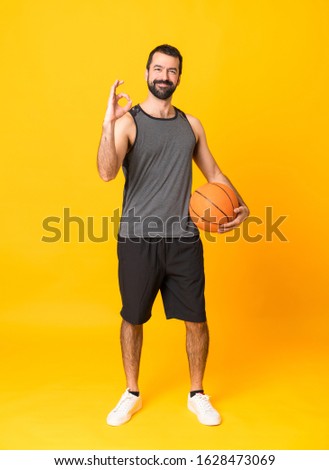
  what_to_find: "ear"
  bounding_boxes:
[145,69,149,82]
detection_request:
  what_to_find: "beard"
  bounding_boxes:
[147,79,177,100]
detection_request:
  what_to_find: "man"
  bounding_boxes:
[97,45,249,427]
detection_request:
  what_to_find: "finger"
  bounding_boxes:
[110,79,124,96]
[111,79,119,90]
[218,226,235,233]
[218,224,238,233]
[122,100,133,113]
[218,218,241,231]
[116,93,131,101]
[113,79,123,87]
[115,79,125,89]
[109,84,117,100]
[222,218,241,228]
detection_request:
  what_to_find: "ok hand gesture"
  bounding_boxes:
[103,80,132,126]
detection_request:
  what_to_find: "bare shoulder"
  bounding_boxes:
[115,111,135,131]
[115,110,136,144]
[185,113,200,125]
[185,113,205,143]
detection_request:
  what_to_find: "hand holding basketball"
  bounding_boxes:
[189,182,249,233]
[103,80,132,126]
[217,205,250,233]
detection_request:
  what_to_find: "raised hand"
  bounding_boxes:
[103,80,132,126]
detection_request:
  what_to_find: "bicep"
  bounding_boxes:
[191,119,223,182]
[114,114,135,165]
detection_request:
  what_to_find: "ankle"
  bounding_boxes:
[127,385,140,396]
[190,389,204,398]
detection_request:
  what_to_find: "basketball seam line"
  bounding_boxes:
[189,204,222,226]
[212,183,236,212]
[194,190,229,218]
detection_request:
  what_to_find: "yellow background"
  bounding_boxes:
[1,0,328,450]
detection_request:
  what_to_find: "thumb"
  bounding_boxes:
[234,207,240,213]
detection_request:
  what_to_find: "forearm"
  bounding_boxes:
[97,123,119,181]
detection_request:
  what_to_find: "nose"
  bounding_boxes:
[160,69,170,80]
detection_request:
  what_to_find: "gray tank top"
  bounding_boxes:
[118,104,199,238]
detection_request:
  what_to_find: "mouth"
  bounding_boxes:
[155,82,172,87]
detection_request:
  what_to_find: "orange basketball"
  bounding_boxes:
[189,182,239,232]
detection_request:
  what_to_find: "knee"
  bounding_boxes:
[121,319,143,332]
[185,321,208,333]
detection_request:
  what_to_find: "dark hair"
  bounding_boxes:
[146,44,183,76]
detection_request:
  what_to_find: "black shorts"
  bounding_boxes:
[117,235,206,325]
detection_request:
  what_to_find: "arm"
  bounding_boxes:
[187,115,250,232]
[97,80,133,182]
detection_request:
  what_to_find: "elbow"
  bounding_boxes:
[97,166,118,182]
[99,173,114,182]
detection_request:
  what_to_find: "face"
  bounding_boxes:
[146,52,181,100]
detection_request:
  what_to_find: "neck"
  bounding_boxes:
[140,94,175,118]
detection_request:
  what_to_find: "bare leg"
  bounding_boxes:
[120,319,143,391]
[185,321,209,391]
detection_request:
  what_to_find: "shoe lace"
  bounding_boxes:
[193,393,214,413]
[113,392,136,414]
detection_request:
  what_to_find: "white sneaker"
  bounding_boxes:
[106,389,142,426]
[188,392,221,426]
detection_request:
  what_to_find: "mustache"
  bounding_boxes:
[153,79,174,86]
